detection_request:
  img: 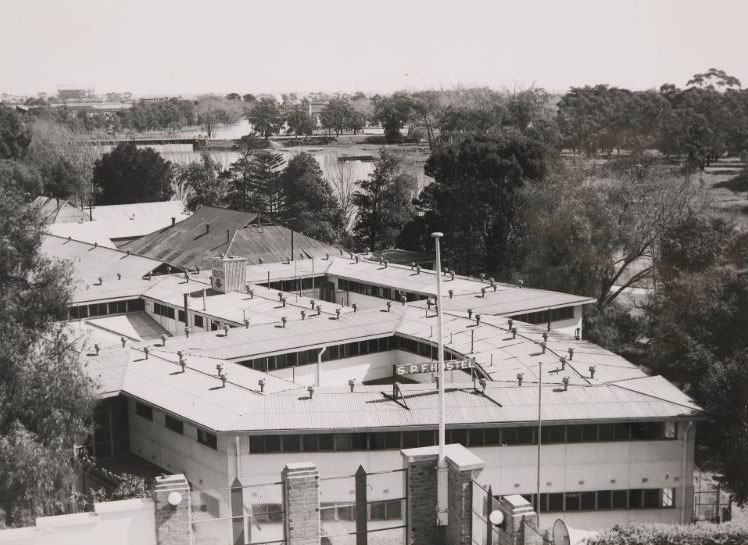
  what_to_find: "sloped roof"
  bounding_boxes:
[32,197,85,224]
[122,206,341,270]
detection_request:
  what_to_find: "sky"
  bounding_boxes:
[1,0,747,97]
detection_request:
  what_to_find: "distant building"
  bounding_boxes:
[57,86,96,102]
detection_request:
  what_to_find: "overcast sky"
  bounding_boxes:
[1,0,747,97]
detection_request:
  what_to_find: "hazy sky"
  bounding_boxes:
[1,0,747,96]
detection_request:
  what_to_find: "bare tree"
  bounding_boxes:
[324,152,357,233]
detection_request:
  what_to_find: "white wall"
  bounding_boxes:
[0,499,155,545]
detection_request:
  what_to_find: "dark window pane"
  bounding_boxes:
[612,490,628,509]
[283,435,300,452]
[598,424,615,442]
[581,492,595,510]
[250,436,265,453]
[448,429,467,446]
[403,432,419,448]
[265,436,281,453]
[581,424,598,442]
[352,433,367,450]
[542,425,565,444]
[165,415,183,434]
[629,489,643,509]
[384,432,401,449]
[644,489,659,508]
[336,434,352,451]
[319,434,334,451]
[369,433,386,450]
[548,493,563,512]
[566,425,583,443]
[368,339,378,353]
[485,429,500,445]
[565,492,581,511]
[135,402,152,420]
[516,427,534,445]
[614,423,630,441]
[469,429,485,446]
[418,430,435,447]
[597,491,612,509]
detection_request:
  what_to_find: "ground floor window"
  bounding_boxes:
[521,488,676,512]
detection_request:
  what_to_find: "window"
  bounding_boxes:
[564,492,581,511]
[127,299,145,312]
[541,425,565,444]
[612,490,628,509]
[581,491,596,510]
[153,303,175,319]
[194,315,204,328]
[547,493,563,512]
[135,402,152,421]
[178,310,186,323]
[283,435,301,452]
[661,488,675,508]
[165,414,183,434]
[197,429,217,449]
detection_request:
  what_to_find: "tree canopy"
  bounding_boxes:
[92,142,174,205]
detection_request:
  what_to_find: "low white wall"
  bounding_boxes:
[0,499,155,545]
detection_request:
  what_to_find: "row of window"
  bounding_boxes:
[69,298,145,319]
[510,306,574,326]
[264,276,325,293]
[153,302,176,319]
[239,335,462,373]
[248,422,677,454]
[337,278,429,303]
[518,488,675,513]
[321,499,404,521]
[135,402,217,449]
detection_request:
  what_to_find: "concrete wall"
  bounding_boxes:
[0,499,156,545]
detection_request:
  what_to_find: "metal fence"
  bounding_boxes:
[471,480,500,545]
[319,467,407,545]
[191,480,285,545]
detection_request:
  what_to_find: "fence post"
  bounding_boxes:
[355,465,368,545]
[152,474,192,545]
[486,485,493,545]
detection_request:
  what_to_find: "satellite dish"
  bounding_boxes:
[552,519,599,545]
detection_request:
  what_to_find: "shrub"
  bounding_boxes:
[591,522,748,545]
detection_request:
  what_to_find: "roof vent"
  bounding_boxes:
[540,341,546,354]
[480,273,486,283]
[383,259,388,268]
[120,336,126,348]
[542,331,548,343]
[560,356,566,370]
[589,365,596,379]
[178,352,186,372]
[448,289,453,299]
[348,379,356,392]
[355,255,360,263]
[475,314,481,326]
[171,217,176,227]
[562,376,569,391]
[568,347,574,360]
[220,372,228,388]
[325,253,329,260]
[143,346,150,359]
[335,308,341,319]
[206,224,210,233]
[259,378,266,392]
[416,265,421,274]
[517,279,524,288]
[507,318,513,329]
[467,308,473,319]
[244,318,250,328]
[97,276,103,285]
[258,257,263,264]
[400,295,406,306]
[117,272,122,280]
[281,296,287,308]
[94,344,100,356]
[126,250,130,256]
[516,373,523,386]
[352,303,358,313]
[315,304,322,316]
[479,377,487,392]
[386,301,392,312]
[310,299,316,309]
[450,271,455,280]
[223,324,229,337]
[307,385,315,399]
[491,282,497,292]
[511,327,517,339]
[410,262,415,270]
[300,310,306,320]
[160,334,167,346]
[281,316,287,327]
[94,242,98,248]
[481,287,486,298]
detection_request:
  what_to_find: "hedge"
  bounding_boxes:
[590,522,748,545]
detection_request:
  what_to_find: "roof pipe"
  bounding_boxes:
[316,346,326,387]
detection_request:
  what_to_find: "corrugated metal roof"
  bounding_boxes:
[41,234,164,303]
[32,197,85,224]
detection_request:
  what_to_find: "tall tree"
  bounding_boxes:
[0,106,32,160]
[225,150,285,216]
[418,131,546,277]
[320,98,354,136]
[246,97,283,139]
[175,152,227,212]
[352,150,415,251]
[0,177,97,527]
[280,153,343,243]
[195,96,242,138]
[92,142,174,205]
[372,93,412,143]
[285,102,316,138]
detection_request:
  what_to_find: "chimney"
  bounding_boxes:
[384,259,388,268]
[143,346,150,359]
[307,385,315,399]
[258,257,263,264]
[325,253,329,260]
[516,373,523,386]
[171,217,176,227]
[355,255,360,263]
[223,324,229,336]
[568,347,574,360]
[479,273,485,282]
[94,242,98,248]
[348,379,356,392]
[281,297,286,307]
[195,265,200,274]
[216,363,223,375]
[410,262,415,270]
[98,276,103,285]
[562,376,569,391]
[258,378,266,392]
[206,224,210,233]
[491,282,497,292]
[589,365,596,379]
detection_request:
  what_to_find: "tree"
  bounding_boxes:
[225,92,242,101]
[175,152,227,212]
[280,153,343,243]
[246,97,283,139]
[0,106,32,160]
[352,150,415,251]
[417,131,546,277]
[225,150,285,216]
[372,93,412,143]
[92,142,174,205]
[320,98,354,136]
[0,177,97,527]
[285,102,316,137]
[195,96,242,138]
[323,153,357,236]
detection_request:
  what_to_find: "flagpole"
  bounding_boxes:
[432,232,448,526]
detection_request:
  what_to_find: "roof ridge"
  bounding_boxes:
[611,380,702,412]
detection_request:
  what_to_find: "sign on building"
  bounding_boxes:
[396,359,475,375]
[210,256,247,293]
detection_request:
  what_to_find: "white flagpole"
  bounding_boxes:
[432,232,448,526]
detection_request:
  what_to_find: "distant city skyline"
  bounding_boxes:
[1,0,747,97]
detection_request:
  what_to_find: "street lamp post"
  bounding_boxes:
[432,232,448,526]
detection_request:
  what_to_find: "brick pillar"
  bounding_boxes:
[496,495,541,545]
[153,474,192,545]
[445,450,484,545]
[282,462,320,545]
[402,450,443,545]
